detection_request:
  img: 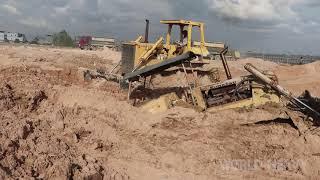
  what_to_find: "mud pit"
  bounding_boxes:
[1,45,320,179]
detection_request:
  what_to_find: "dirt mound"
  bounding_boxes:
[235,58,279,69]
[274,61,320,96]
[0,84,15,110]
[0,68,129,179]
[0,45,121,71]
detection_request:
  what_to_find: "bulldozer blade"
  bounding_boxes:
[124,52,195,81]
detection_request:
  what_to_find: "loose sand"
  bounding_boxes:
[1,44,320,179]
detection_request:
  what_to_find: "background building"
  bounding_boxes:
[6,32,25,42]
[0,31,5,42]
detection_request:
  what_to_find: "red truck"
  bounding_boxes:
[78,36,93,50]
[78,36,117,50]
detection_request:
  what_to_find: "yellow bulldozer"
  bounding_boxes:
[121,19,220,84]
[85,19,320,130]
[118,19,283,112]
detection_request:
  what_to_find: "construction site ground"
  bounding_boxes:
[1,44,320,179]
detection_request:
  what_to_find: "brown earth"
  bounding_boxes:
[1,44,320,179]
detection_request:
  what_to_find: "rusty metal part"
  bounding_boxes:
[297,90,320,112]
[202,78,252,107]
[245,63,320,120]
[220,46,232,80]
[109,61,121,74]
[181,63,196,105]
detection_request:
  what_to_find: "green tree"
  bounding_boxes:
[52,30,74,47]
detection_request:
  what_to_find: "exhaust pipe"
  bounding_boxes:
[145,19,150,43]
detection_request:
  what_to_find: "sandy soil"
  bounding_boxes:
[1,44,320,179]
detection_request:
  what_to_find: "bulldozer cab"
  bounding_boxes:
[160,20,209,57]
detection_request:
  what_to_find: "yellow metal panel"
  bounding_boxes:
[141,93,179,114]
[190,47,210,57]
[166,25,172,46]
[165,44,178,58]
[252,88,280,106]
[132,37,163,71]
[208,98,255,112]
[192,88,207,111]
[134,36,143,43]
[187,24,192,49]
[160,20,203,27]
[200,24,205,47]
[134,44,153,67]
[139,37,163,61]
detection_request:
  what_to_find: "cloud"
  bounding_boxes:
[19,17,50,29]
[206,0,300,22]
[96,0,173,21]
[9,0,173,36]
[205,0,320,34]
[54,6,69,15]
[2,4,21,15]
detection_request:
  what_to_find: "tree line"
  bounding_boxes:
[30,30,75,47]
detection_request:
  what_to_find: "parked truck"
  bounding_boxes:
[77,36,117,50]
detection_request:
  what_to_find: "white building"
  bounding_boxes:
[0,31,5,42]
[6,32,25,42]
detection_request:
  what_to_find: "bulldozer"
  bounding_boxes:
[121,19,220,84]
[117,19,282,112]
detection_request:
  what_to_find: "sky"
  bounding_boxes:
[1,0,320,55]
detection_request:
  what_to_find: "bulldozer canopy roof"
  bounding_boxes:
[160,20,203,26]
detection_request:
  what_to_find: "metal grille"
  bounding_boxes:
[121,44,135,74]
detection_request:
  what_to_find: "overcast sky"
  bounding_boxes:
[1,0,320,54]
